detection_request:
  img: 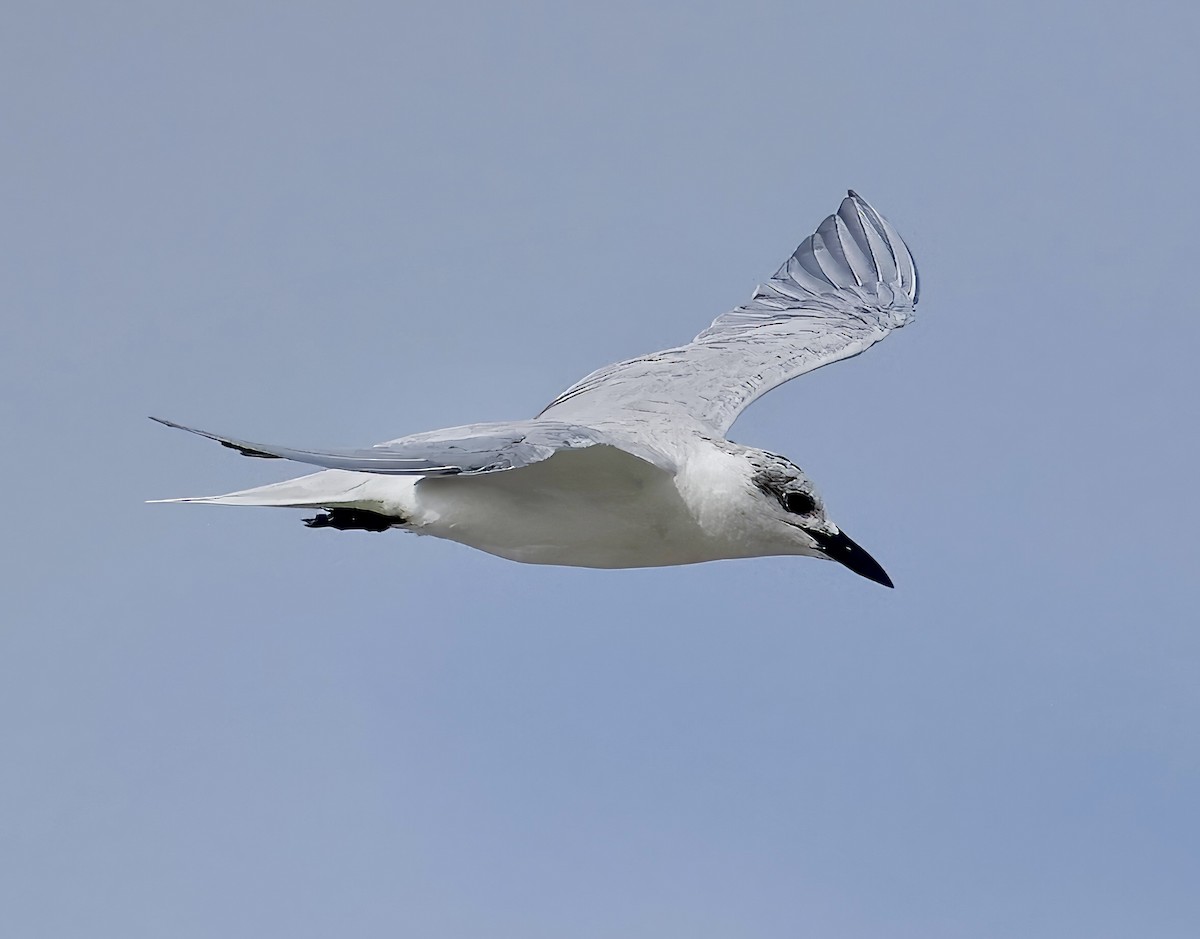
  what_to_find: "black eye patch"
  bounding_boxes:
[783,491,817,515]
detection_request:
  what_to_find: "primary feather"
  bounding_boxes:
[539,191,918,435]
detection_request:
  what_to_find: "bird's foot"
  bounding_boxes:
[303,508,400,532]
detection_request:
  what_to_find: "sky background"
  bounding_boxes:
[3,3,1198,937]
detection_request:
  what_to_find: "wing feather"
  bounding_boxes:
[150,417,612,476]
[539,191,917,434]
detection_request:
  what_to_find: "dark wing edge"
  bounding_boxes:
[149,416,599,476]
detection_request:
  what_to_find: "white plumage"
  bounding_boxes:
[153,191,917,585]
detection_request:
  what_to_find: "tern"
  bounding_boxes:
[152,191,917,586]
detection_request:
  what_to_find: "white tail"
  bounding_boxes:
[148,469,405,510]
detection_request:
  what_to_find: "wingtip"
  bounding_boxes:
[150,416,283,460]
[843,190,878,217]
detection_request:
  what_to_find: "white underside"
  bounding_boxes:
[156,445,813,569]
[415,447,718,567]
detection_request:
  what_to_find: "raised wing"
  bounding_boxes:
[150,416,613,475]
[539,191,918,435]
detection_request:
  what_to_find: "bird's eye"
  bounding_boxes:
[784,492,816,515]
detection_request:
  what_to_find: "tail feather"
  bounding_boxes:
[148,470,387,509]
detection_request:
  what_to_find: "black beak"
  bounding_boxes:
[809,529,894,588]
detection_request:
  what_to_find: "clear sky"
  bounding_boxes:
[3,3,1198,937]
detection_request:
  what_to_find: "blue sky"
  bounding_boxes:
[3,3,1198,936]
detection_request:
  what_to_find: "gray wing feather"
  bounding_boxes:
[150,417,611,476]
[539,191,918,434]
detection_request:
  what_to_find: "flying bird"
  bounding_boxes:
[152,191,917,586]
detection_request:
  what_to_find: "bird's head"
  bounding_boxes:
[742,448,893,588]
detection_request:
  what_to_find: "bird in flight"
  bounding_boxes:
[153,191,917,586]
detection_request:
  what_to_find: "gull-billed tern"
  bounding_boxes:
[152,191,917,586]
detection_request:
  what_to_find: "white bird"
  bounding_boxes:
[152,191,917,586]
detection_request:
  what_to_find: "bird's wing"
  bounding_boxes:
[538,191,918,435]
[149,416,653,475]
